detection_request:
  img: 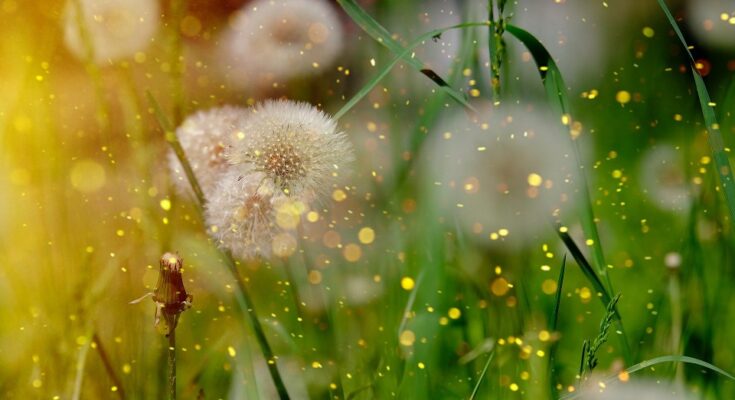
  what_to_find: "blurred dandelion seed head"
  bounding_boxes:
[227,99,353,199]
[687,0,735,50]
[169,105,247,197]
[62,0,160,64]
[640,145,693,214]
[219,0,343,89]
[205,169,282,260]
[578,377,700,400]
[424,102,582,245]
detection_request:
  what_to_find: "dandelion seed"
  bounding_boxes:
[62,0,160,64]
[168,106,247,197]
[227,100,353,199]
[219,0,343,89]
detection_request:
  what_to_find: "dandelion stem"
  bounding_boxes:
[168,0,187,126]
[146,91,207,207]
[222,250,291,400]
[168,328,176,400]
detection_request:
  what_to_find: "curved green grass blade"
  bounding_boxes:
[505,24,612,297]
[335,0,477,114]
[560,355,735,399]
[334,21,489,120]
[657,0,735,231]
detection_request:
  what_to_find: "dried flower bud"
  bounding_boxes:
[154,252,189,308]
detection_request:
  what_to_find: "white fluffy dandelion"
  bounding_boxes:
[169,105,247,197]
[219,0,343,89]
[205,169,281,260]
[640,145,692,213]
[423,102,581,246]
[687,0,735,50]
[507,0,608,90]
[62,0,160,64]
[578,378,699,400]
[227,100,353,198]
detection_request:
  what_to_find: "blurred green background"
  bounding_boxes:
[0,0,734,398]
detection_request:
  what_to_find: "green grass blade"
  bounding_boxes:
[505,24,613,296]
[468,350,495,400]
[334,21,489,121]
[560,355,735,399]
[657,0,735,231]
[335,0,478,114]
[551,255,567,333]
[557,228,632,364]
[548,255,567,400]
[145,91,207,208]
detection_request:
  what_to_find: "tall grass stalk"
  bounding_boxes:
[656,0,735,234]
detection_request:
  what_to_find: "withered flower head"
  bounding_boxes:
[131,252,193,335]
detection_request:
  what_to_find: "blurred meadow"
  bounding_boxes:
[1,0,735,399]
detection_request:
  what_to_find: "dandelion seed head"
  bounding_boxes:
[169,105,247,198]
[205,169,284,260]
[423,102,582,246]
[63,0,160,64]
[220,0,343,89]
[227,100,353,199]
[578,377,699,400]
[687,0,735,50]
[640,145,692,213]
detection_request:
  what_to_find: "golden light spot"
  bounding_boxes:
[558,226,568,233]
[490,277,510,296]
[579,287,592,301]
[322,230,341,248]
[612,169,622,179]
[160,199,171,211]
[510,383,519,392]
[276,200,304,229]
[618,371,630,382]
[498,228,509,237]
[401,277,415,291]
[448,307,461,319]
[541,279,558,295]
[527,173,543,187]
[122,363,131,374]
[642,26,655,37]
[615,90,631,104]
[227,346,236,357]
[343,243,362,262]
[332,189,347,202]
[358,227,375,244]
[306,211,319,222]
[180,15,201,37]
[538,330,551,342]
[463,177,480,194]
[417,362,425,369]
[272,233,297,257]
[312,361,323,369]
[399,330,415,346]
[308,270,322,284]
[70,160,106,193]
